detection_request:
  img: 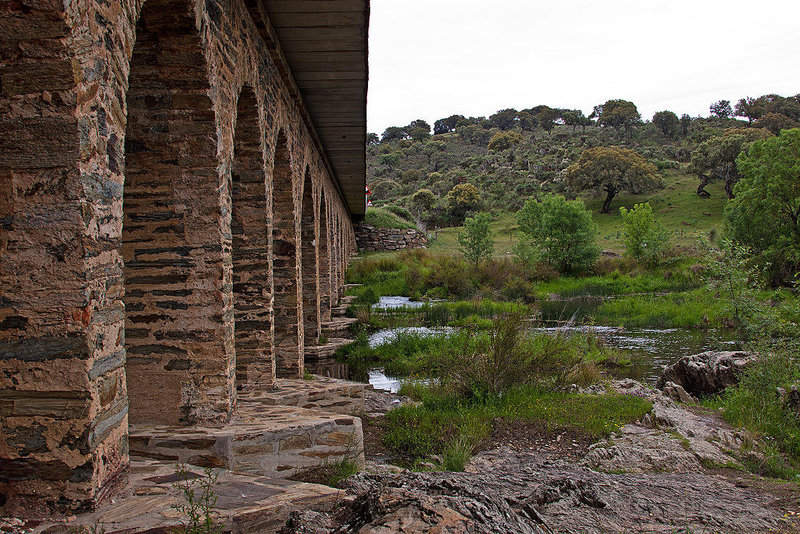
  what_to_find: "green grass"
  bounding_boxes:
[534,267,700,299]
[336,322,628,381]
[590,288,800,330]
[384,385,652,469]
[363,207,417,229]
[590,289,729,328]
[585,169,728,253]
[429,211,520,255]
[703,345,800,479]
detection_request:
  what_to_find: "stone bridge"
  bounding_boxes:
[0,0,368,517]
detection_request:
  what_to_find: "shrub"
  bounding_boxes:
[515,194,599,274]
[488,131,524,152]
[458,212,494,265]
[411,188,437,215]
[446,183,482,223]
[385,204,414,221]
[619,202,670,264]
[709,343,800,478]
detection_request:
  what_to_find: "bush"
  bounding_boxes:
[488,131,524,152]
[385,204,414,221]
[515,194,599,274]
[446,183,482,223]
[619,202,670,264]
[709,343,800,478]
[458,212,494,265]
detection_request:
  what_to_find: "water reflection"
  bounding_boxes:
[533,324,738,382]
[369,368,402,393]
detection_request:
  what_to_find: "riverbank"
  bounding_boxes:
[283,381,800,533]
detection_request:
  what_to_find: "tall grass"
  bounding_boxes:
[591,288,800,332]
[705,343,800,478]
[590,289,728,328]
[337,314,625,385]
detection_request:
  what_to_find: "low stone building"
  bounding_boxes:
[0,0,368,518]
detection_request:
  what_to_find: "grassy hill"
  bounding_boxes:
[367,119,736,255]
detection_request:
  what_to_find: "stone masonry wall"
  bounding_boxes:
[0,0,357,516]
[355,225,428,252]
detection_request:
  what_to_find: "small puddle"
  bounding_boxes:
[372,296,427,310]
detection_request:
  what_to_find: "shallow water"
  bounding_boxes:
[369,368,402,393]
[533,324,738,382]
[368,326,453,349]
[372,296,427,310]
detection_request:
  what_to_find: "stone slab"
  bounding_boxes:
[129,401,364,478]
[241,375,366,415]
[26,460,344,533]
[321,316,359,336]
[304,337,352,362]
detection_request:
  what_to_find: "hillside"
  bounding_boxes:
[367,118,737,253]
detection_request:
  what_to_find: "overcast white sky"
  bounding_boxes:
[367,0,800,134]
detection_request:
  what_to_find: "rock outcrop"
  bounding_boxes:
[283,451,792,533]
[657,350,757,396]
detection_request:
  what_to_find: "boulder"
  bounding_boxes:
[657,350,756,396]
[661,381,696,403]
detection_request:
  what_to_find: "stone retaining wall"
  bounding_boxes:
[355,225,428,252]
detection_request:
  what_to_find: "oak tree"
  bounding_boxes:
[566,146,660,213]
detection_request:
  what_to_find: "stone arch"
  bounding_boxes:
[271,130,302,377]
[231,85,273,389]
[318,189,332,322]
[123,0,231,426]
[301,168,320,343]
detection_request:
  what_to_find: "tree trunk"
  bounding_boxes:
[696,175,711,198]
[724,178,736,199]
[601,189,617,213]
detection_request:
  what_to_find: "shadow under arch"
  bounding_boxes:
[300,167,319,343]
[123,0,230,426]
[318,189,332,322]
[271,130,303,378]
[231,85,274,390]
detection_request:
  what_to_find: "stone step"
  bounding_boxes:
[240,376,367,415]
[304,337,352,361]
[322,316,359,336]
[129,401,364,479]
[35,460,344,533]
[344,283,362,291]
[340,295,357,305]
[331,304,350,317]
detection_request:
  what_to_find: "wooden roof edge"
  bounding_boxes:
[246,0,369,218]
